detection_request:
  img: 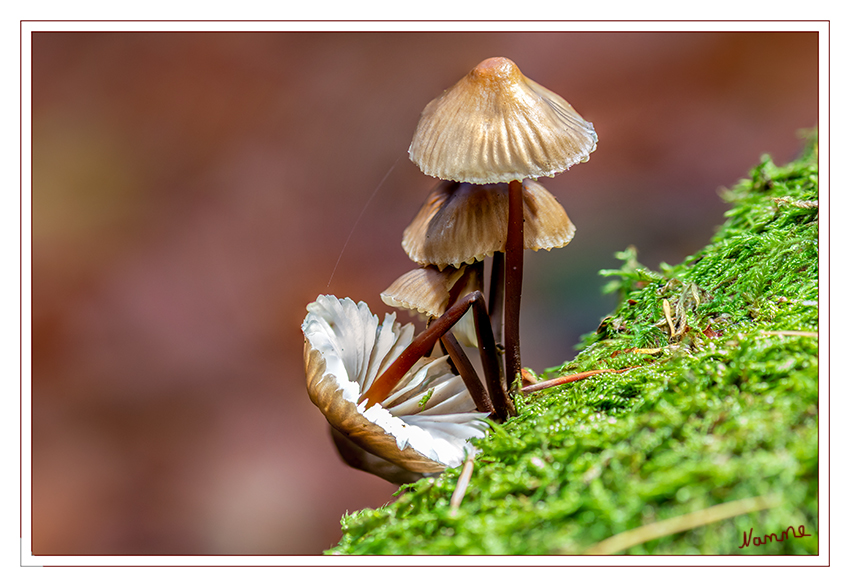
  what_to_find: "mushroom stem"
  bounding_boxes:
[442,331,494,414]
[362,291,514,420]
[489,252,505,349]
[504,179,524,392]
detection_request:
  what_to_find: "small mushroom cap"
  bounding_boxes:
[409,57,597,184]
[402,179,576,269]
[381,264,482,348]
[380,265,466,318]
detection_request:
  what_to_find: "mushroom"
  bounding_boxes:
[401,179,576,270]
[409,57,597,184]
[380,264,468,317]
[302,293,511,482]
[393,178,575,350]
[380,263,482,348]
[408,56,597,391]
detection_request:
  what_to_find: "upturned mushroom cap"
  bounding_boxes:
[402,179,576,269]
[409,57,597,184]
[302,295,489,477]
[329,426,427,485]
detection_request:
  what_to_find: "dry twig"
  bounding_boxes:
[449,453,475,515]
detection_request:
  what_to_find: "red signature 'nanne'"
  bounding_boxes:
[739,525,812,549]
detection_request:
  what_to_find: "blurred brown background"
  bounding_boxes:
[30,31,818,554]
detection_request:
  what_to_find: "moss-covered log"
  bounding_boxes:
[330,132,819,555]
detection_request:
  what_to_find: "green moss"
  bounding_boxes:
[330,131,819,555]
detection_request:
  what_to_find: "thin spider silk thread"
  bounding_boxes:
[326,156,401,289]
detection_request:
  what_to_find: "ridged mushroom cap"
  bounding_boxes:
[302,295,489,477]
[402,179,576,269]
[381,265,483,348]
[408,57,597,184]
[380,265,467,318]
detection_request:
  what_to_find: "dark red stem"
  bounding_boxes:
[505,179,524,392]
[489,251,505,350]
[442,332,494,414]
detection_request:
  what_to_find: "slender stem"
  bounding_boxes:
[442,332,493,413]
[488,252,506,388]
[470,260,485,292]
[469,292,513,420]
[489,252,505,349]
[504,179,524,392]
[446,263,471,307]
[437,264,470,358]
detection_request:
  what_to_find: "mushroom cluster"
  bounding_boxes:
[302,57,597,483]
[393,56,596,397]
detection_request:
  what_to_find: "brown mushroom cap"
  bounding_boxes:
[381,264,483,347]
[402,179,576,269]
[408,57,597,184]
[380,265,466,318]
